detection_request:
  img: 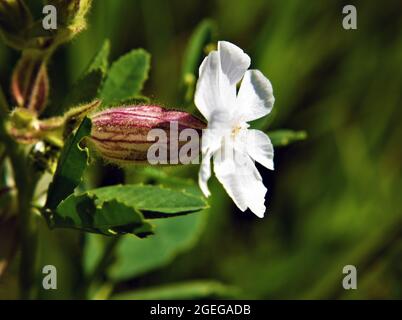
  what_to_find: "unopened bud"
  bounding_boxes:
[89,105,206,165]
[6,100,99,146]
[11,53,49,114]
[7,108,64,145]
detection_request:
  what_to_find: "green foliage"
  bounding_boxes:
[112,280,240,300]
[180,19,216,105]
[268,130,307,147]
[52,185,207,236]
[181,19,216,78]
[88,40,110,74]
[63,40,110,110]
[107,212,206,280]
[84,212,206,281]
[1,0,400,301]
[64,70,103,109]
[53,192,153,237]
[86,184,208,218]
[100,49,150,106]
[45,117,92,210]
[82,170,208,282]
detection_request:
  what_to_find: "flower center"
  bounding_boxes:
[230,122,249,139]
[231,125,242,138]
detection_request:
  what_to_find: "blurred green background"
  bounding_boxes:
[1,0,402,299]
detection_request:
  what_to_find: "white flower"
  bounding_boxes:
[195,41,275,218]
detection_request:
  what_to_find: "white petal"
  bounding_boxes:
[198,128,224,197]
[195,42,251,122]
[236,70,275,122]
[198,149,213,197]
[246,129,274,170]
[217,41,251,112]
[213,148,267,218]
[195,52,223,121]
[218,41,251,85]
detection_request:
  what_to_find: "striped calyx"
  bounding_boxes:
[89,105,206,164]
[11,53,49,114]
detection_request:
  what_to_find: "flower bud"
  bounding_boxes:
[6,100,99,145]
[89,105,206,165]
[7,107,63,145]
[11,53,49,114]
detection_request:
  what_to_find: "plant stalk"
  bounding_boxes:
[83,237,120,299]
[0,90,40,299]
[8,142,39,299]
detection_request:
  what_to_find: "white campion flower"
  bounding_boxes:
[195,41,275,218]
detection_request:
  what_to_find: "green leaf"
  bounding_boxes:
[268,129,307,147]
[181,19,216,105]
[100,49,151,106]
[62,40,110,110]
[45,117,92,210]
[83,182,208,279]
[88,40,111,74]
[112,281,241,300]
[182,19,216,78]
[54,194,153,237]
[64,70,104,108]
[106,212,207,281]
[53,184,207,237]
[85,184,208,218]
[128,166,203,197]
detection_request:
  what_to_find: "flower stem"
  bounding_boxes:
[83,237,120,298]
[18,196,38,299]
[8,143,39,299]
[0,93,40,299]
